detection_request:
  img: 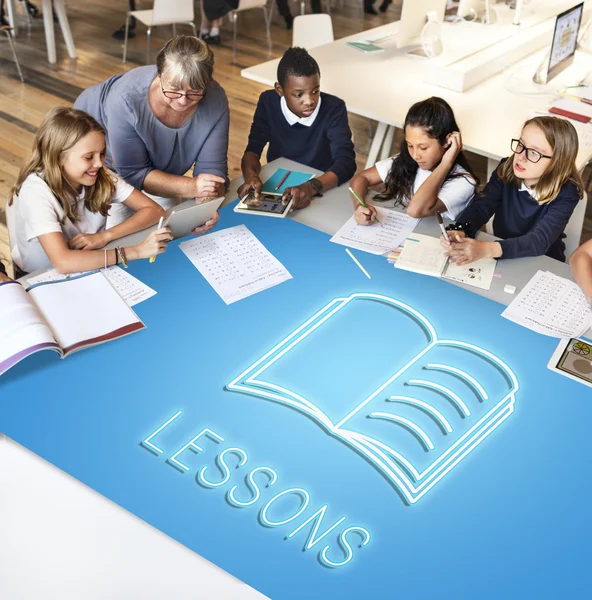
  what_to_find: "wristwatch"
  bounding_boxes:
[309,178,324,196]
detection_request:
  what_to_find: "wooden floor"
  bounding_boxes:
[0,0,591,276]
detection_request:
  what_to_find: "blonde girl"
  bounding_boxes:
[7,107,171,276]
[443,116,584,264]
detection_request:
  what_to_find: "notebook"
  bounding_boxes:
[0,271,145,376]
[395,233,497,290]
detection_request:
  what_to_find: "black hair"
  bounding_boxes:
[377,97,479,204]
[277,47,320,87]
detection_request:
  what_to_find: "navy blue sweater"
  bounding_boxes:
[456,159,581,262]
[245,90,356,185]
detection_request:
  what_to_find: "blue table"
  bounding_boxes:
[1,200,590,599]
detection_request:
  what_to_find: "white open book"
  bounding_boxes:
[0,271,145,376]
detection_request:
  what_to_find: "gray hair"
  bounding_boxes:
[156,36,214,90]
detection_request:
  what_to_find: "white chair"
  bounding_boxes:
[292,14,333,48]
[564,193,588,259]
[122,0,197,64]
[230,0,272,63]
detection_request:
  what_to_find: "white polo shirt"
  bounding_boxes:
[7,171,134,274]
[375,156,476,220]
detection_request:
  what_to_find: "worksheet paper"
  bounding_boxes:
[442,257,497,291]
[501,270,592,338]
[330,208,420,255]
[26,267,156,307]
[179,224,292,305]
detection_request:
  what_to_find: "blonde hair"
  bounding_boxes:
[156,36,214,90]
[10,107,116,223]
[499,116,584,205]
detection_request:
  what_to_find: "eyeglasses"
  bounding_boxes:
[511,139,552,164]
[160,77,206,102]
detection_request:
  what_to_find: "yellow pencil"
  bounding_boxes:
[150,216,164,263]
[346,248,371,279]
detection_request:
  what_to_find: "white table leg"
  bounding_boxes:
[42,0,57,64]
[365,121,388,169]
[54,0,77,60]
[5,0,17,35]
[379,125,395,160]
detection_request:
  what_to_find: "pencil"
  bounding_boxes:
[558,91,592,105]
[346,248,371,279]
[436,212,450,242]
[149,216,164,263]
[349,186,381,226]
[275,170,291,191]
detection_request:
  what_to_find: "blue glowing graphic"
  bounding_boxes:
[226,293,519,505]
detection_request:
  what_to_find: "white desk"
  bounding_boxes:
[242,1,592,174]
[5,0,76,64]
[2,158,588,598]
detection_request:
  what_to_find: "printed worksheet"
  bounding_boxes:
[330,208,419,255]
[442,257,497,291]
[27,267,156,307]
[179,225,292,305]
[502,270,592,338]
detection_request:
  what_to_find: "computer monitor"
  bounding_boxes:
[397,0,447,48]
[547,2,584,82]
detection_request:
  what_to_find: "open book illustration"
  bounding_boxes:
[227,293,518,504]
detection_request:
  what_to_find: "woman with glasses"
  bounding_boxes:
[73,36,228,230]
[442,116,584,264]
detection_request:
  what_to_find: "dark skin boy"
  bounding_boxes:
[237,74,339,210]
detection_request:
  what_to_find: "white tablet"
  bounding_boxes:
[165,197,225,239]
[234,191,293,218]
[547,337,592,388]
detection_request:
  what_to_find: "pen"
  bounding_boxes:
[349,186,381,226]
[150,216,164,263]
[275,170,291,191]
[436,211,450,242]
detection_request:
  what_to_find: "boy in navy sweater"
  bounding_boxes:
[238,47,356,210]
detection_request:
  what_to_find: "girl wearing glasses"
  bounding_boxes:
[73,35,227,230]
[443,116,584,264]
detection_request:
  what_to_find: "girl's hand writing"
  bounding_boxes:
[354,204,378,226]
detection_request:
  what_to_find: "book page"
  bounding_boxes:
[27,267,156,308]
[330,209,419,255]
[0,282,60,376]
[395,233,447,277]
[179,225,292,305]
[101,267,157,307]
[502,270,592,338]
[27,272,144,353]
[442,257,497,291]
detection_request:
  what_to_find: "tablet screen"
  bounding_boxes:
[243,193,290,215]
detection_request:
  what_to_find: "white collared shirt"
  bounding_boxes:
[280,95,322,127]
[374,156,476,221]
[520,182,539,200]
